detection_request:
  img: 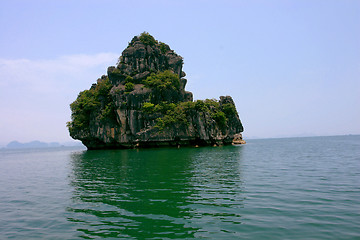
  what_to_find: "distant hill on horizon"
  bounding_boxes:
[5,140,84,149]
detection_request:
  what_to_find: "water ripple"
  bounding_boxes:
[1,136,360,239]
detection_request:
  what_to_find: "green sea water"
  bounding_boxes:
[0,135,359,239]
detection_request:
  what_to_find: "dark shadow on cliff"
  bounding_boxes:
[67,145,245,238]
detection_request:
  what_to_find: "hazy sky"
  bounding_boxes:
[0,0,359,145]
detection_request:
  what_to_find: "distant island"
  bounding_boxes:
[67,32,245,149]
[4,140,83,149]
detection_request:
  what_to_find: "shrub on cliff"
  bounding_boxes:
[142,99,233,131]
[154,102,176,114]
[154,102,188,130]
[204,98,220,109]
[142,102,155,113]
[125,82,134,92]
[221,103,237,118]
[96,77,113,97]
[68,89,99,132]
[67,77,115,134]
[139,32,157,46]
[143,70,180,91]
[143,70,181,103]
[125,76,134,83]
[194,100,207,112]
[159,42,170,54]
[212,111,227,128]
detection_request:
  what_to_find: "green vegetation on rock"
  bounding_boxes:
[142,70,181,104]
[125,76,134,83]
[222,103,237,117]
[141,98,231,130]
[142,102,155,113]
[125,82,134,93]
[212,111,227,128]
[142,70,180,91]
[159,41,170,54]
[139,32,157,46]
[67,89,98,132]
[67,77,116,134]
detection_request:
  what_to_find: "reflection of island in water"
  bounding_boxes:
[68,146,244,239]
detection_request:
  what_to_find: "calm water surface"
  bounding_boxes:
[0,136,359,239]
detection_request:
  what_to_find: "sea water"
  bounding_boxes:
[0,135,359,239]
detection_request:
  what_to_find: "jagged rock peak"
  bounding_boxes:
[107,32,185,86]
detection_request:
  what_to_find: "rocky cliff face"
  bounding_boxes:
[68,32,244,149]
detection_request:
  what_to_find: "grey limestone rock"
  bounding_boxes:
[68,33,244,149]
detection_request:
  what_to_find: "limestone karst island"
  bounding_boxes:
[67,32,245,149]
